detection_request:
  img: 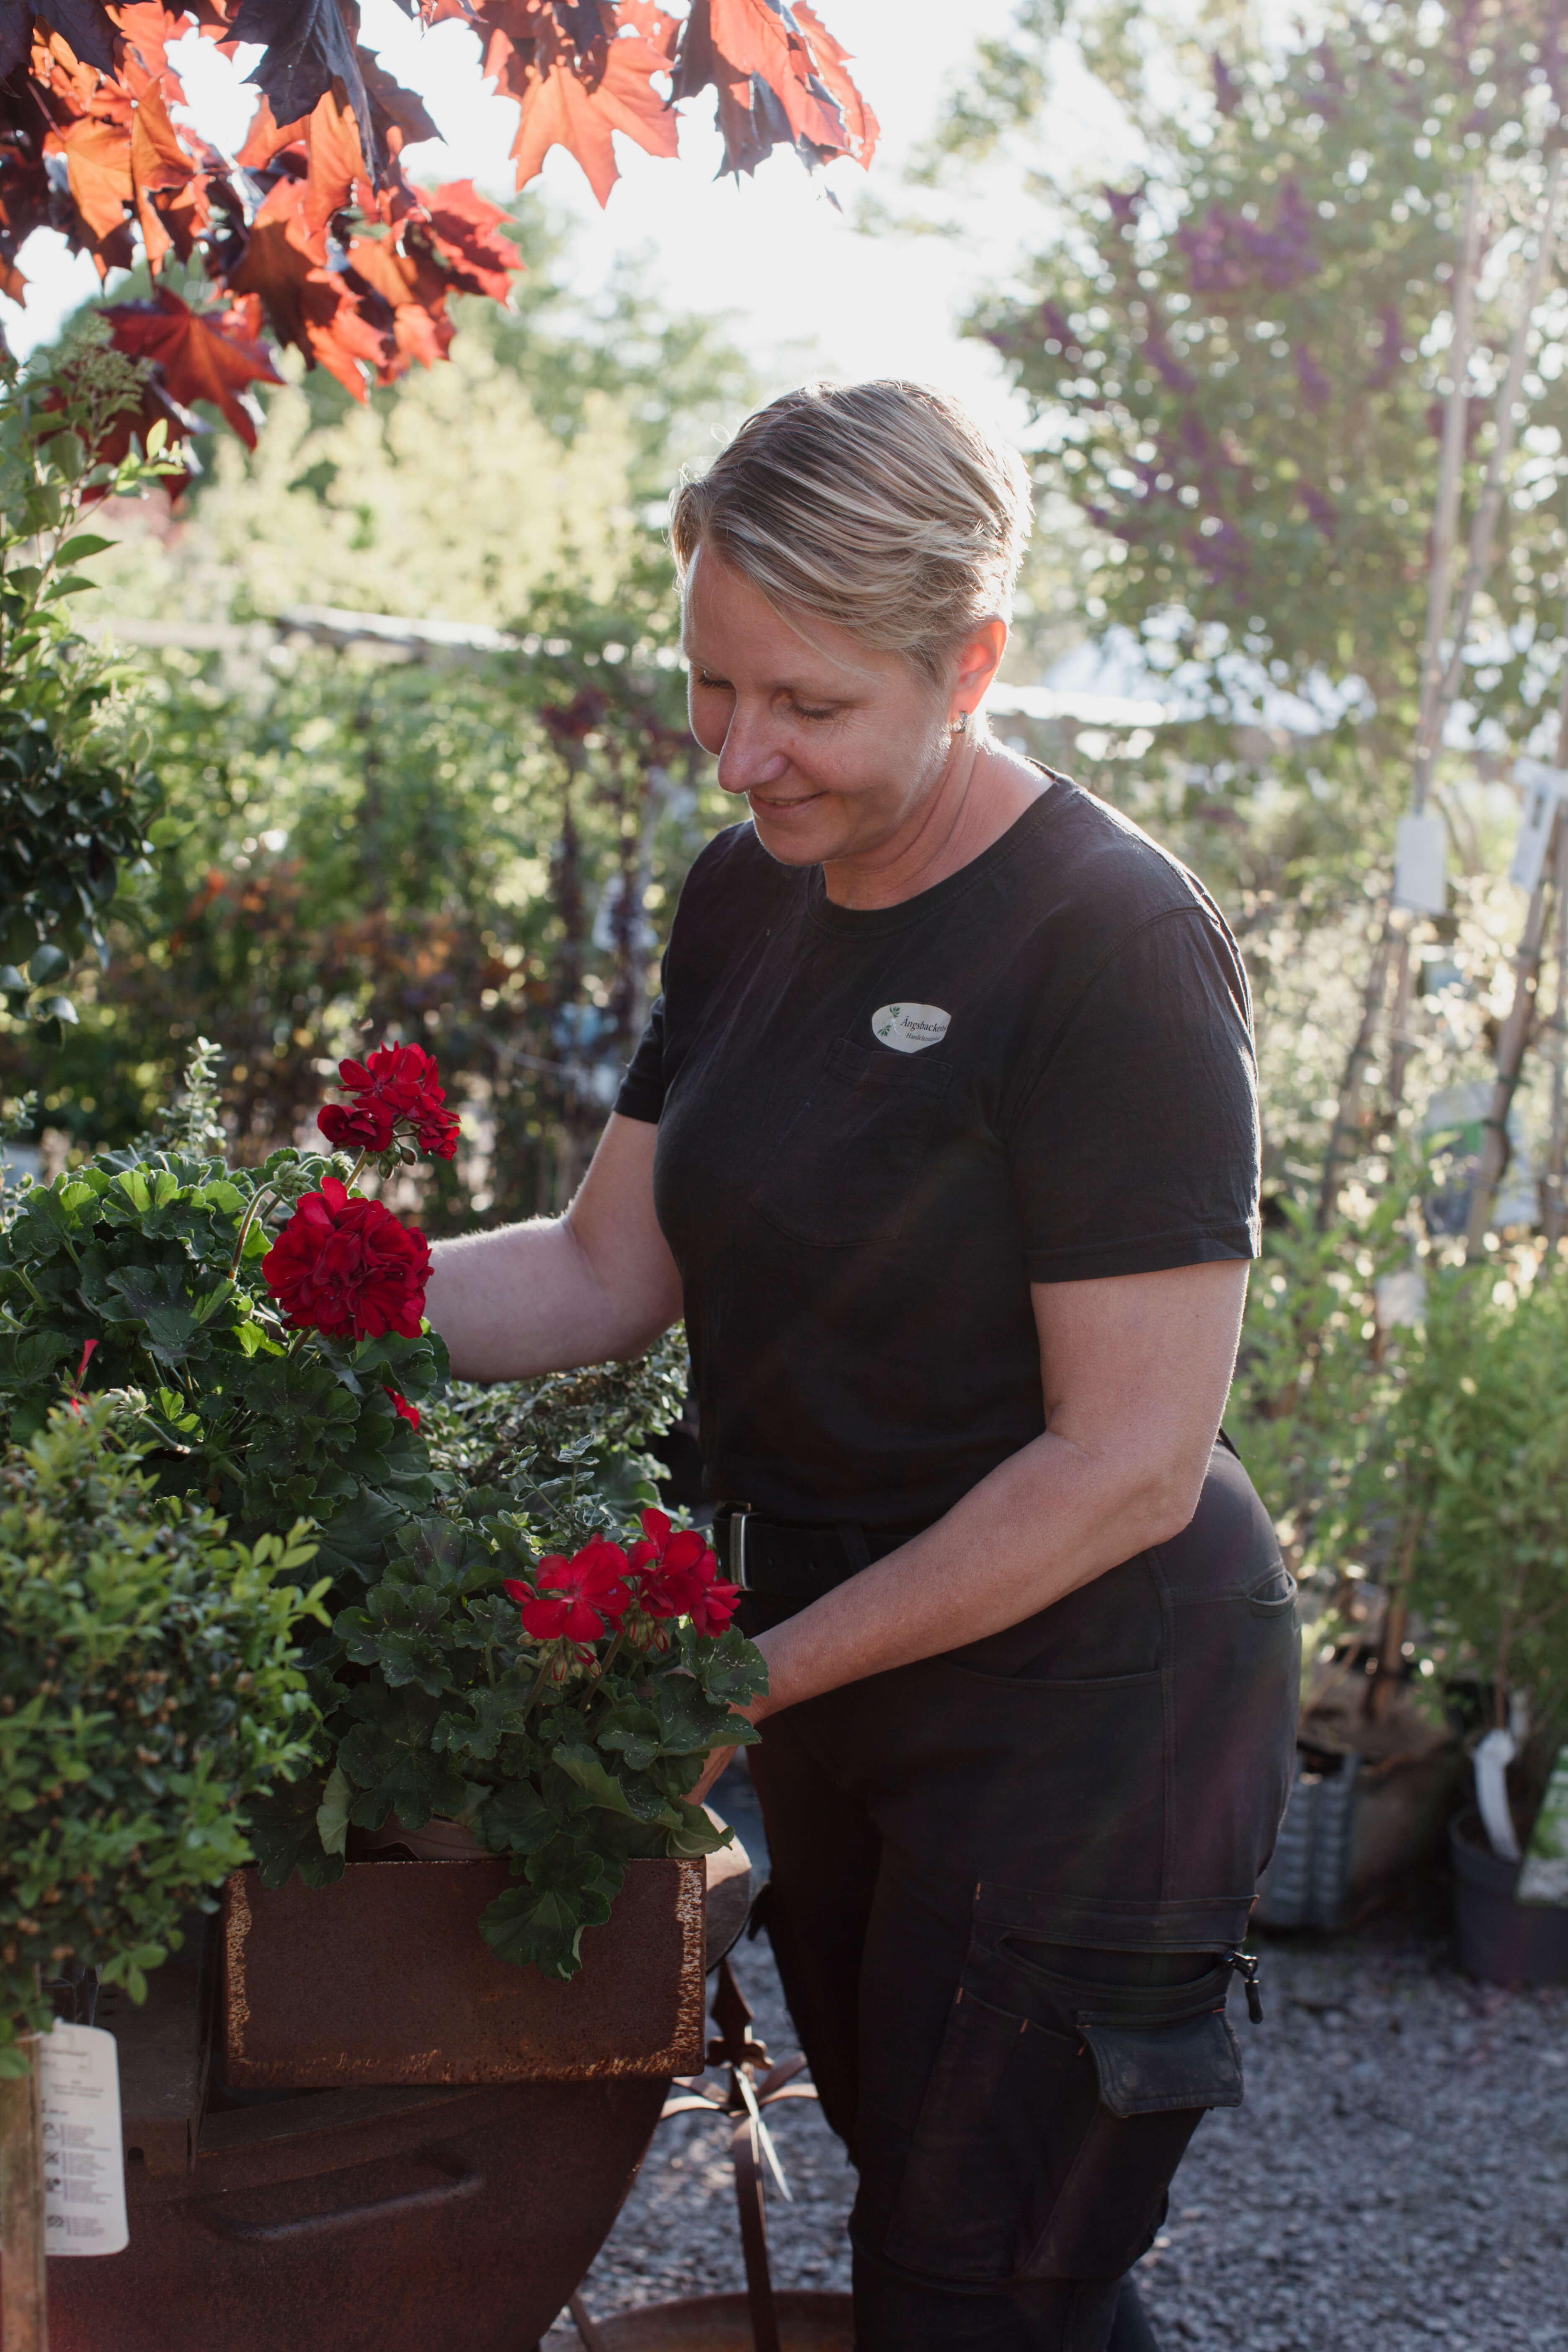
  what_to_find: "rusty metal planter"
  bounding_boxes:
[46,1852,721,2352]
[223,1854,707,2089]
[49,2074,670,2352]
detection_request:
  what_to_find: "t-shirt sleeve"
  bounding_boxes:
[1009,905,1261,1282]
[614,993,668,1124]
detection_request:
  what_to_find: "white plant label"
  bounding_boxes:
[1392,810,1448,915]
[40,2022,129,2256]
[1511,757,1568,893]
[870,1004,950,1055]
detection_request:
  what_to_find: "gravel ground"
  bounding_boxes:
[550,1769,1568,2350]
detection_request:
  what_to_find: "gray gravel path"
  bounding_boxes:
[551,1775,1568,2349]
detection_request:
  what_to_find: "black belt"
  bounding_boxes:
[713,1505,931,1604]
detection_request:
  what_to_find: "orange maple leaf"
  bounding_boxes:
[47,109,134,252]
[672,0,876,176]
[127,72,201,262]
[482,0,678,207]
[108,3,197,81]
[248,84,374,240]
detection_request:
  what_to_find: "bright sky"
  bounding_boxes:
[0,0,1135,439]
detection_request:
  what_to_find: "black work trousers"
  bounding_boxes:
[741,1440,1299,2352]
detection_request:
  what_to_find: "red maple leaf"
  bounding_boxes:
[230,217,389,397]
[0,85,55,301]
[102,287,281,443]
[480,0,679,207]
[417,178,521,302]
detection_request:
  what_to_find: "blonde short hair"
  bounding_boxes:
[670,381,1034,690]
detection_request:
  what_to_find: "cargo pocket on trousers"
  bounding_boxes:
[882,1950,1244,2287]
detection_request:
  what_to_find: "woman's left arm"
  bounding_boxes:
[692,1256,1248,1798]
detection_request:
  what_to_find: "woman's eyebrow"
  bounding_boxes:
[686,654,854,697]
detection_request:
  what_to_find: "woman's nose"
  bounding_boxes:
[715,706,792,798]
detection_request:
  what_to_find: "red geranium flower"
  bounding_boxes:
[629,1507,740,1632]
[262,1177,432,1341]
[384,1387,420,1430]
[318,1041,461,1162]
[504,1537,630,1645]
[689,1572,741,1636]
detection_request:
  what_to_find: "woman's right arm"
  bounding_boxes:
[423,1113,680,1382]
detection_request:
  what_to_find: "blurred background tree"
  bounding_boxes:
[912,0,1568,1199]
[0,214,750,1225]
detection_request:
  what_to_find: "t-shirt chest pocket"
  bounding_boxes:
[752,1036,955,1249]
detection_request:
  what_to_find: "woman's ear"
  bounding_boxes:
[949,616,1008,727]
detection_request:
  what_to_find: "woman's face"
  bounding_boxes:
[682,545,996,872]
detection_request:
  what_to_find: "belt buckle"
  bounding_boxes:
[727,1504,753,1593]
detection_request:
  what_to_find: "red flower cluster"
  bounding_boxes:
[504,1511,740,1651]
[318,1042,461,1163]
[263,1178,432,1342]
[505,1537,630,1645]
[629,1508,740,1636]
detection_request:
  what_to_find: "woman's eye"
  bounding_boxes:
[695,671,732,692]
[791,701,837,722]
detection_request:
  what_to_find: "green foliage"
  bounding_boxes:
[1377,1264,1568,1737]
[424,1328,690,1543]
[1233,1162,1568,1736]
[0,1048,444,1553]
[0,323,181,1031]
[1230,1185,1408,1583]
[0,1398,325,2071]
[248,1328,763,1982]
[935,0,1568,867]
[5,254,747,1213]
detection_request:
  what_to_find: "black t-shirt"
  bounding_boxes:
[616,779,1260,1529]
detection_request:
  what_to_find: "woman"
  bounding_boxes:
[427,381,1298,2352]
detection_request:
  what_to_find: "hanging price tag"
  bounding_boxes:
[39,2022,129,2257]
[1392,810,1449,913]
[1510,757,1568,892]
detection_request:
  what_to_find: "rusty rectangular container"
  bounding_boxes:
[222,1854,706,2089]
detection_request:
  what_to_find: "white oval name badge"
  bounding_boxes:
[871,1003,951,1055]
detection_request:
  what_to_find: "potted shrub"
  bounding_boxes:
[0,1397,322,2344]
[1386,1263,1568,1982]
[0,1046,767,2349]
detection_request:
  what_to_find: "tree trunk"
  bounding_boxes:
[0,2035,48,2352]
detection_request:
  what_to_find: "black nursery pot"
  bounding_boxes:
[1451,1807,1568,1988]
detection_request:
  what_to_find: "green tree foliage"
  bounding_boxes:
[0,1399,324,2068]
[0,323,182,1032]
[3,241,745,1219]
[930,0,1568,859]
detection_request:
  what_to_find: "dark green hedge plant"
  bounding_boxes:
[0,1398,324,2073]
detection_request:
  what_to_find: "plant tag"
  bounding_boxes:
[40,2022,129,2256]
[870,1003,951,1055]
[1519,1746,1568,1907]
[1510,758,1568,893]
[1392,810,1448,913]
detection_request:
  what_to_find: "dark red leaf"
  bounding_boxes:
[101,285,281,442]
